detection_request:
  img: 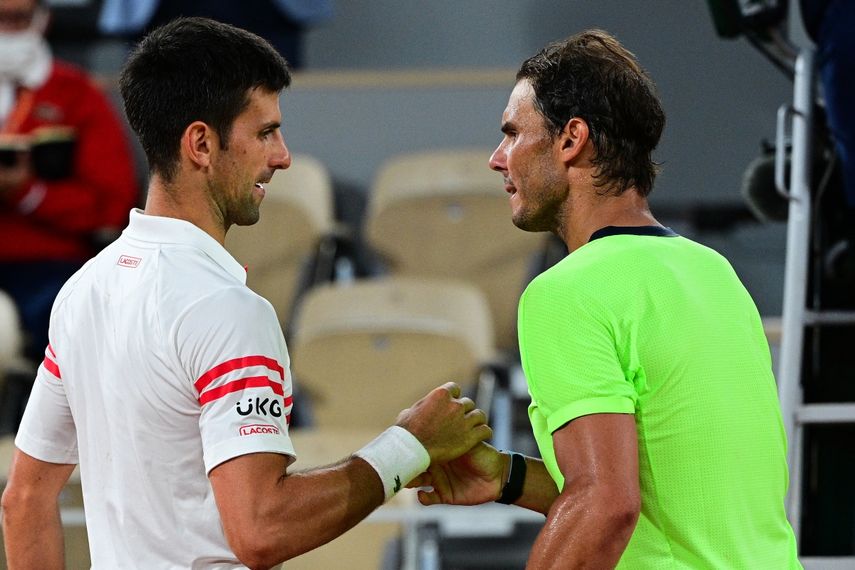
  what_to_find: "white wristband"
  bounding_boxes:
[355,426,430,501]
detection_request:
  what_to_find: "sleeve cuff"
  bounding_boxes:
[546,396,636,434]
[204,434,297,475]
[14,431,79,465]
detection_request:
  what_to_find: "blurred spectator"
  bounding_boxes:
[0,0,138,432]
[98,0,333,68]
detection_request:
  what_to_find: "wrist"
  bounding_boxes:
[495,451,511,501]
[495,451,527,505]
[354,426,430,502]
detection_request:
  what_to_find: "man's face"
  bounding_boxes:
[0,0,40,33]
[489,80,568,233]
[209,87,291,228]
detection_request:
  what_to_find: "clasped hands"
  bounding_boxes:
[395,382,512,508]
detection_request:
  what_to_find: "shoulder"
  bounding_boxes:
[519,255,614,334]
[521,245,609,308]
[663,236,743,286]
[171,285,287,377]
[191,285,276,320]
[172,282,281,342]
[50,257,99,314]
[150,245,276,321]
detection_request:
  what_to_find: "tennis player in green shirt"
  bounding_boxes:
[409,29,801,569]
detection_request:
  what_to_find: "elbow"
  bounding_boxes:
[227,522,306,569]
[1,485,30,523]
[1,487,16,521]
[613,501,641,535]
[559,482,640,541]
[600,490,641,542]
[229,534,284,570]
[1,485,54,533]
[232,547,280,570]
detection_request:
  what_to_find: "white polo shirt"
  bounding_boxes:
[16,209,296,569]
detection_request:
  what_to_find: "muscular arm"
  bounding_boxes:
[210,452,384,567]
[210,383,491,569]
[526,413,640,569]
[2,449,76,569]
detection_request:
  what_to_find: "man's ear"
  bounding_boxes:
[182,121,216,170]
[557,117,591,164]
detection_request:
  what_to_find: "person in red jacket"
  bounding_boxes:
[0,0,138,432]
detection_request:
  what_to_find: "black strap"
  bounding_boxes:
[496,452,526,505]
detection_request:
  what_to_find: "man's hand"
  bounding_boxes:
[408,442,507,506]
[395,382,492,464]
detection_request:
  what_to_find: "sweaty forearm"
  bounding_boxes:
[275,457,386,557]
[526,486,638,569]
[225,457,384,567]
[512,456,560,515]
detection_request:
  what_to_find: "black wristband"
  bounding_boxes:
[496,452,526,504]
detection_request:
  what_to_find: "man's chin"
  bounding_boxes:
[512,213,551,233]
[231,209,261,227]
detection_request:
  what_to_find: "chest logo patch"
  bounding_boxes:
[117,255,141,268]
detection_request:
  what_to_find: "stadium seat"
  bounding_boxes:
[364,148,548,354]
[289,276,496,429]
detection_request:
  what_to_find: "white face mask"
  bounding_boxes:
[0,10,49,80]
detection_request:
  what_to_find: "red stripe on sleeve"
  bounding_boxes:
[198,375,285,406]
[43,356,62,380]
[47,344,56,358]
[195,355,284,393]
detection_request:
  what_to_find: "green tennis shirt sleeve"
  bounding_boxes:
[518,273,637,435]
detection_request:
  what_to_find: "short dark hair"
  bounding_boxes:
[517,29,665,196]
[120,17,291,181]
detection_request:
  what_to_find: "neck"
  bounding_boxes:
[143,173,227,245]
[559,182,659,253]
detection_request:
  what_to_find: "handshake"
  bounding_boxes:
[359,382,513,508]
[0,126,76,181]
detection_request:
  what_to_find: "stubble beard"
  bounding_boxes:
[212,178,262,228]
[230,191,261,227]
[512,170,569,235]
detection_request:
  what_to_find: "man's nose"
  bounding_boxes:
[488,143,506,173]
[271,132,291,170]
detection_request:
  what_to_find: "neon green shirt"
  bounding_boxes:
[518,227,800,569]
